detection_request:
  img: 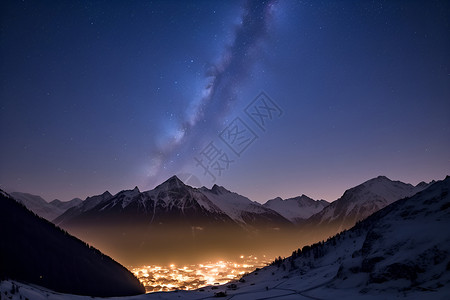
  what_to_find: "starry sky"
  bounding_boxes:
[1,0,449,203]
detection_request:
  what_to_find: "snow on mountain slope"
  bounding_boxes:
[98,176,226,217]
[143,176,225,214]
[264,195,329,223]
[98,186,141,210]
[303,176,431,234]
[53,191,113,225]
[199,184,292,227]
[80,191,113,211]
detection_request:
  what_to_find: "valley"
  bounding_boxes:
[130,255,270,292]
[1,175,449,299]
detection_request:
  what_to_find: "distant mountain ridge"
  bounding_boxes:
[199,184,292,229]
[49,198,83,210]
[9,192,81,221]
[263,195,329,223]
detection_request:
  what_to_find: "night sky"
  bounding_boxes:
[1,0,449,203]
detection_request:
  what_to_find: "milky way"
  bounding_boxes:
[148,0,278,183]
[2,0,448,202]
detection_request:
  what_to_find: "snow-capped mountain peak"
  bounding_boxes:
[209,184,233,195]
[154,175,185,191]
[263,194,329,223]
[198,186,291,227]
[99,187,142,210]
[302,176,432,237]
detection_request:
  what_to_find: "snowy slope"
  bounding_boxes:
[302,176,431,236]
[81,176,228,222]
[199,185,291,227]
[53,191,113,225]
[264,195,329,223]
[138,176,225,215]
[97,186,142,210]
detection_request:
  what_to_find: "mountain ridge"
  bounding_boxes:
[299,175,432,239]
[263,194,329,223]
[9,192,81,221]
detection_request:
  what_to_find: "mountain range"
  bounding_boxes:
[52,176,294,264]
[263,195,329,223]
[13,176,430,236]
[7,175,432,265]
[54,177,292,230]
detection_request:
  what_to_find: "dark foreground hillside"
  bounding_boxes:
[0,190,145,297]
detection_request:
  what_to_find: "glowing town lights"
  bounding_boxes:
[205,276,216,285]
[130,256,270,293]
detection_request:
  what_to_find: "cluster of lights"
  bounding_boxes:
[130,255,269,293]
